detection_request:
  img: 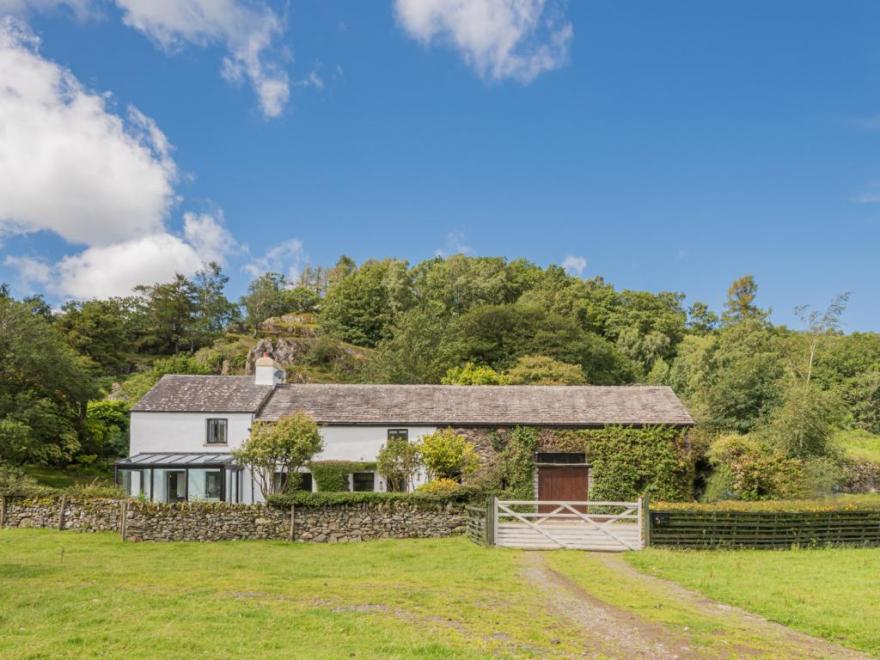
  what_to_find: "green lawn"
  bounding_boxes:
[835,428,880,464]
[625,546,880,656]
[0,531,581,658]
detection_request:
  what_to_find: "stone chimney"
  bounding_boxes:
[255,353,286,386]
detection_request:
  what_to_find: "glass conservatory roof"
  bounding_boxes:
[116,453,237,467]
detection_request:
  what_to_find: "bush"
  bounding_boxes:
[441,363,508,385]
[419,428,479,481]
[415,478,462,495]
[267,488,477,508]
[376,439,420,492]
[310,461,377,492]
[0,463,47,496]
[504,355,586,385]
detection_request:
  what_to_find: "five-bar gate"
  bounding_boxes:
[493,498,647,551]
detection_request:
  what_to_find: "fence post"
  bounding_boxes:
[485,497,495,546]
[288,504,295,542]
[120,500,128,542]
[57,494,67,531]
[0,495,6,528]
[640,494,651,548]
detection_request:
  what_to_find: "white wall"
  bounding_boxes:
[130,412,254,455]
[128,416,437,500]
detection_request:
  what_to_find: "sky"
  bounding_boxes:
[0,1,878,331]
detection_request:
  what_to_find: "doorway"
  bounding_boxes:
[165,470,187,503]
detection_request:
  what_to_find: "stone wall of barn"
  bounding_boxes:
[0,495,467,543]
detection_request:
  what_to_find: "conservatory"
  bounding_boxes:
[115,453,243,503]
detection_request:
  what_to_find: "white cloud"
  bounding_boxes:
[434,231,473,257]
[183,211,239,264]
[243,239,305,280]
[54,233,205,298]
[853,182,880,204]
[115,0,290,118]
[393,0,572,83]
[0,17,177,245]
[295,70,324,90]
[3,255,52,288]
[0,0,95,19]
[561,254,586,275]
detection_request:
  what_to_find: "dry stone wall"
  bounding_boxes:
[0,495,467,543]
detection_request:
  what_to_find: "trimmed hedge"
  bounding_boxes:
[267,488,479,509]
[653,494,880,513]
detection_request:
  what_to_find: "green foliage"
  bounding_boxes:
[267,488,476,508]
[115,354,212,405]
[834,429,880,464]
[241,273,320,329]
[722,274,767,325]
[320,259,412,347]
[310,461,377,492]
[56,298,135,374]
[497,426,539,498]
[653,493,880,512]
[704,434,805,501]
[83,400,130,461]
[759,383,844,459]
[232,412,323,499]
[415,478,463,495]
[557,426,694,501]
[376,439,420,491]
[0,463,46,496]
[0,297,98,465]
[441,362,508,385]
[419,428,479,481]
[504,355,586,385]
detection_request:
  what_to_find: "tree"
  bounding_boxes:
[760,383,844,459]
[441,363,509,385]
[232,412,323,499]
[321,259,413,347]
[419,428,479,481]
[134,274,198,354]
[687,302,719,335]
[190,263,238,345]
[84,400,130,461]
[504,355,586,385]
[57,298,134,374]
[722,275,767,326]
[0,297,98,464]
[376,437,421,491]
[793,293,850,384]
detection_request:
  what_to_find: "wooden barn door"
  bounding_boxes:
[537,465,588,512]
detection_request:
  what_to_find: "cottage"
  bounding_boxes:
[116,356,694,503]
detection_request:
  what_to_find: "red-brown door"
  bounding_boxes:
[537,465,588,512]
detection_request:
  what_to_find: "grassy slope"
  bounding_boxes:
[835,429,880,464]
[0,532,581,659]
[624,547,880,656]
[22,465,113,489]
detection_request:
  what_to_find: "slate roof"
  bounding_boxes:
[256,384,694,427]
[131,375,274,413]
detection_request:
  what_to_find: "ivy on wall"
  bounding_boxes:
[555,426,694,501]
[310,461,377,492]
[480,425,694,502]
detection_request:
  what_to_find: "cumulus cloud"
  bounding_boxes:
[54,233,205,298]
[243,239,305,280]
[115,0,290,118]
[0,22,241,299]
[393,0,572,83]
[562,254,586,275]
[0,0,95,19]
[0,17,176,245]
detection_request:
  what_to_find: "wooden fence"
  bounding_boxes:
[650,509,880,549]
[465,502,493,546]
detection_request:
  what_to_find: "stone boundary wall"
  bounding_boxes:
[0,495,467,543]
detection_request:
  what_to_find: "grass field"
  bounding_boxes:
[22,464,114,489]
[835,429,880,464]
[1,529,877,658]
[0,531,582,658]
[626,547,880,656]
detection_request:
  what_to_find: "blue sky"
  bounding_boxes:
[0,1,878,331]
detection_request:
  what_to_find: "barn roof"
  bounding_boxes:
[255,384,694,427]
[131,375,274,413]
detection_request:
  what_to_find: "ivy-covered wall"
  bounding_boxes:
[458,425,695,502]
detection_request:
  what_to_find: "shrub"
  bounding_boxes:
[267,488,477,508]
[376,438,421,492]
[441,363,509,385]
[419,428,479,481]
[415,478,462,495]
[0,463,46,496]
[310,461,377,492]
[504,355,586,385]
[232,412,323,499]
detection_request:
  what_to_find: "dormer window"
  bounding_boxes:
[206,418,228,445]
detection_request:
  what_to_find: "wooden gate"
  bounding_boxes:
[493,498,646,551]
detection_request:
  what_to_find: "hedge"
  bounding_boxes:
[653,493,880,513]
[267,488,479,509]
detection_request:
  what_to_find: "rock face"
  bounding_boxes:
[1,496,468,543]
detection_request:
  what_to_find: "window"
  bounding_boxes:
[205,471,222,500]
[206,419,228,445]
[273,472,313,493]
[387,429,408,442]
[352,472,375,492]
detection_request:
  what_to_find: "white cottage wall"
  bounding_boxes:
[129,412,255,454]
